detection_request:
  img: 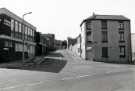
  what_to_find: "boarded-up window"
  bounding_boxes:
[101,20,107,29]
[119,46,126,58]
[102,47,108,58]
[101,31,108,42]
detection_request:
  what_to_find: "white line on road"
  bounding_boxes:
[61,75,90,80]
[27,81,43,86]
[61,70,126,81]
[2,84,24,90]
[78,75,89,78]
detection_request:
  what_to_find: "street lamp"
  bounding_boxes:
[22,12,32,63]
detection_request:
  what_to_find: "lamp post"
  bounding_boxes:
[22,12,32,63]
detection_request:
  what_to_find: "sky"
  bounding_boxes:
[0,0,135,40]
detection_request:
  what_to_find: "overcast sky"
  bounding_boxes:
[0,0,135,40]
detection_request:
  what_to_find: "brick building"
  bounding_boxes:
[35,32,48,56]
[54,40,63,49]
[41,33,55,51]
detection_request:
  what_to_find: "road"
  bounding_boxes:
[0,50,135,91]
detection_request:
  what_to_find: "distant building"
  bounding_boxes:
[35,32,48,56]
[67,37,76,50]
[54,40,67,50]
[42,33,55,51]
[67,35,81,57]
[62,40,67,49]
[80,14,132,63]
[54,40,63,49]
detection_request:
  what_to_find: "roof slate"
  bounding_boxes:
[80,14,130,26]
[86,15,130,20]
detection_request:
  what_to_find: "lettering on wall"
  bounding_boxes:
[4,19,11,27]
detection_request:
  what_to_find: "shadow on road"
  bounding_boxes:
[0,52,67,73]
[47,52,64,57]
[39,57,67,73]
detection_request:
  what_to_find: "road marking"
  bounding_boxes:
[27,81,43,86]
[2,85,23,90]
[61,75,90,80]
[78,75,89,78]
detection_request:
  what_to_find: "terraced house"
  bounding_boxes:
[80,14,132,63]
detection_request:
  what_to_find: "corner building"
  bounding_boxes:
[80,14,132,63]
[0,8,36,61]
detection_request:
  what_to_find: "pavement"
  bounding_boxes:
[0,49,135,91]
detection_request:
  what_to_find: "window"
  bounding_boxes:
[31,30,33,36]
[32,30,35,36]
[0,18,2,22]
[27,28,30,36]
[15,43,18,51]
[101,20,107,29]
[86,21,91,30]
[15,21,18,32]
[11,20,14,37]
[101,31,108,42]
[11,19,14,31]
[87,31,93,43]
[25,26,28,40]
[30,29,32,36]
[102,47,108,58]
[28,28,31,41]
[119,21,124,30]
[119,46,125,58]
[32,30,34,41]
[5,41,9,47]
[5,41,12,47]
[22,25,25,34]
[25,26,27,35]
[29,29,31,36]
[19,23,21,32]
[119,32,125,42]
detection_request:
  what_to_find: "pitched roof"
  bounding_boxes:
[87,15,129,20]
[80,14,130,26]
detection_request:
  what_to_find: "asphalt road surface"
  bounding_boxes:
[0,50,135,91]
